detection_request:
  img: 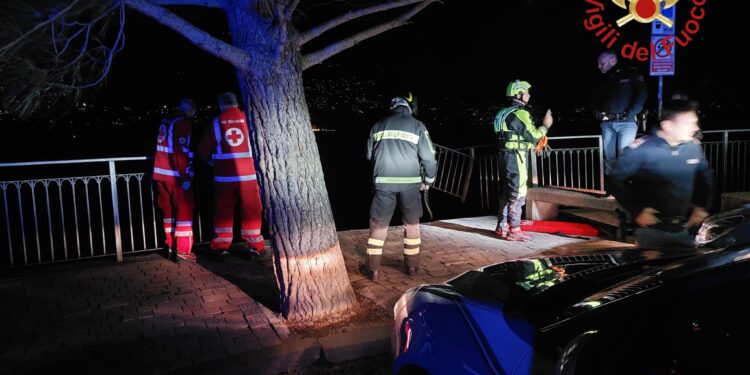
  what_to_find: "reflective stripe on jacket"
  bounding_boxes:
[198,107,257,183]
[153,116,193,182]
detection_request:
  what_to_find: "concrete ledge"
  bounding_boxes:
[526,187,621,220]
[721,192,750,212]
[320,324,391,363]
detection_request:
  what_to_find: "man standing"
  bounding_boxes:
[592,50,648,174]
[197,92,264,255]
[154,98,196,261]
[494,80,553,242]
[609,99,713,248]
[365,94,437,281]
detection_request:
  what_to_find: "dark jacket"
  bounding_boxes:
[367,106,437,191]
[591,64,648,121]
[609,134,713,220]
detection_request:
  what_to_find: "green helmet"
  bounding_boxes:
[506,80,531,97]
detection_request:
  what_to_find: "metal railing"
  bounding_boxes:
[529,135,605,195]
[431,144,474,202]
[1,129,746,267]
[0,158,160,267]
[701,129,750,194]
[465,136,605,209]
[468,129,749,210]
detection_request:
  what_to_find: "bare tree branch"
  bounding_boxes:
[302,0,436,70]
[0,0,84,58]
[124,0,250,71]
[151,0,226,8]
[0,1,127,118]
[300,0,424,45]
[285,0,302,20]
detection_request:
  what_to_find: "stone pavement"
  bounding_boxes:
[0,251,289,374]
[0,216,631,374]
[338,216,632,315]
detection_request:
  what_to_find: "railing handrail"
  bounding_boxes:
[702,129,750,134]
[0,156,149,168]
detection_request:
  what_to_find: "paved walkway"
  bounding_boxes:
[339,216,632,314]
[0,216,631,374]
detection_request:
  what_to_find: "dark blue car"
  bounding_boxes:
[392,206,750,375]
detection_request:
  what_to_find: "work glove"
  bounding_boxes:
[420,183,430,191]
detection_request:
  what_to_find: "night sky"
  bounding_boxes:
[2,0,749,159]
[97,1,750,117]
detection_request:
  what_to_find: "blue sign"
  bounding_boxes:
[652,5,677,35]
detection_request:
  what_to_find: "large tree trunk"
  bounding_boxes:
[226,5,358,323]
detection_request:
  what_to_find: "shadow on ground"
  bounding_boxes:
[194,242,282,314]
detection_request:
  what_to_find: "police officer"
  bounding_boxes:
[609,99,713,248]
[494,80,553,242]
[591,50,648,174]
[365,94,437,281]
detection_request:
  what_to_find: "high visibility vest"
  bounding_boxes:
[494,106,535,151]
[209,108,257,183]
[153,116,193,182]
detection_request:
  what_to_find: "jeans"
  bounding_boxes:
[601,120,637,174]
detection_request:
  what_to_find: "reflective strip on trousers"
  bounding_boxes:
[241,229,261,235]
[367,248,383,255]
[245,236,264,244]
[174,231,193,236]
[403,238,421,246]
[368,238,385,246]
[214,227,233,233]
[404,247,420,255]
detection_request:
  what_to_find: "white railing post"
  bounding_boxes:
[109,161,123,262]
[596,135,607,193]
[722,131,729,193]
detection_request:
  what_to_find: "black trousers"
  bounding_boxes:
[366,188,423,271]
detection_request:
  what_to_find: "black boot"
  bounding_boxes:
[366,255,382,281]
[404,254,420,276]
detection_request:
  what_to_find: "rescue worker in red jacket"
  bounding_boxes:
[153,98,196,261]
[197,92,264,255]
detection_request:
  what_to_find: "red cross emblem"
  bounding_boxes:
[225,127,245,147]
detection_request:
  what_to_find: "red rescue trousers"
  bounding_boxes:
[210,181,264,251]
[155,180,194,254]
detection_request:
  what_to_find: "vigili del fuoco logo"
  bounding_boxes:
[584,0,706,62]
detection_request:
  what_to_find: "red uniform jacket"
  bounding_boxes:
[153,116,193,183]
[198,107,257,183]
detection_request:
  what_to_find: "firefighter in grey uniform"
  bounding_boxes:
[365,95,437,281]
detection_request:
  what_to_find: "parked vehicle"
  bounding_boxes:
[392,205,750,374]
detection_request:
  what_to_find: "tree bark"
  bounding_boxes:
[226,5,358,322]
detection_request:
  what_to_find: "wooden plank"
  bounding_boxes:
[560,208,622,227]
[527,187,621,211]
